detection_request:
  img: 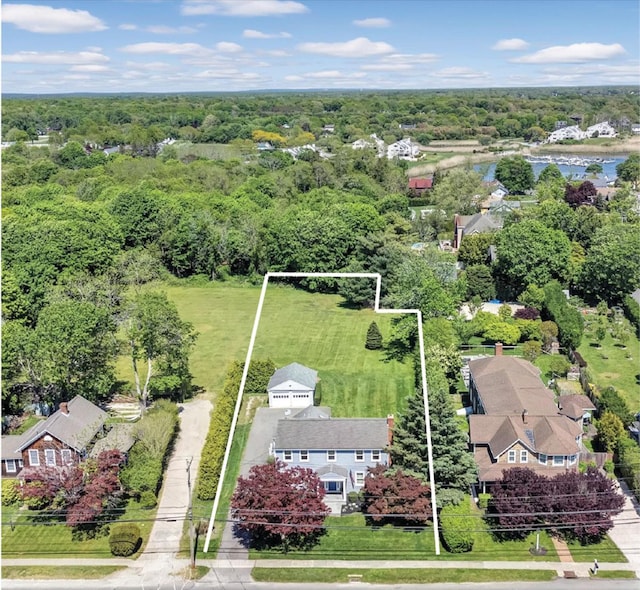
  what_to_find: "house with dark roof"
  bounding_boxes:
[1,396,109,478]
[467,354,585,492]
[558,394,596,427]
[270,406,393,512]
[453,212,503,250]
[267,362,318,408]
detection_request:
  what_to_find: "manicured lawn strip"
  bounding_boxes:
[1,566,126,579]
[577,328,640,413]
[249,514,559,561]
[592,571,637,579]
[566,535,627,563]
[251,567,556,584]
[253,285,413,418]
[1,499,155,558]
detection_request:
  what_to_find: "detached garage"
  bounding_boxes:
[267,362,318,409]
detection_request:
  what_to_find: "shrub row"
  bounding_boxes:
[599,386,634,426]
[109,523,142,556]
[619,437,640,502]
[543,281,584,351]
[622,294,640,336]
[120,400,179,497]
[196,362,243,500]
[1,479,21,506]
[440,499,474,553]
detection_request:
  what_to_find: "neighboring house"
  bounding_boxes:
[270,406,393,512]
[453,212,503,249]
[631,124,640,135]
[408,177,433,196]
[256,141,275,151]
[322,124,335,134]
[558,394,596,427]
[468,354,584,493]
[488,199,521,217]
[267,362,318,408]
[387,138,420,160]
[351,134,385,157]
[545,121,616,144]
[1,396,108,478]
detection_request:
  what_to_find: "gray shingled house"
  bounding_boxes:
[267,362,318,408]
[1,395,129,478]
[468,355,585,493]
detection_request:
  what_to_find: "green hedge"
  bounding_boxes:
[120,401,179,496]
[440,499,474,553]
[543,281,584,351]
[109,523,141,556]
[196,362,243,500]
[618,437,640,502]
[622,294,640,336]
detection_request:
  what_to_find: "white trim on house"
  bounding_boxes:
[5,459,17,473]
[354,450,365,462]
[371,450,381,462]
[283,450,292,462]
[299,450,309,462]
[355,471,365,486]
[520,450,528,463]
[553,455,564,466]
[61,449,72,465]
[508,449,517,463]
[45,449,56,467]
[539,453,547,465]
[327,450,336,462]
[28,449,39,466]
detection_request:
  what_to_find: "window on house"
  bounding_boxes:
[300,450,309,462]
[355,472,365,486]
[355,450,364,462]
[28,450,39,466]
[507,450,516,463]
[283,450,292,462]
[568,455,577,465]
[553,455,564,466]
[61,449,72,465]
[45,449,56,467]
[538,453,547,465]
[327,450,336,462]
[5,460,16,473]
[371,450,381,462]
[520,450,528,463]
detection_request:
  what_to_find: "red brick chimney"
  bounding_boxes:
[495,342,503,356]
[386,414,394,446]
[522,409,528,424]
[59,402,69,415]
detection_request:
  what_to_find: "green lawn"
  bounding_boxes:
[578,326,640,413]
[249,513,559,561]
[1,499,155,558]
[252,284,413,418]
[1,566,126,579]
[566,535,627,563]
[252,567,556,584]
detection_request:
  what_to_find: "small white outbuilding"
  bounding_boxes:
[267,362,318,408]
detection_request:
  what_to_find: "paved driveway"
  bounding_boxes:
[607,479,640,577]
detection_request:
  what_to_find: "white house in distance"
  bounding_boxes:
[267,362,318,408]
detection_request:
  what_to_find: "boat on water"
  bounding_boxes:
[525,155,615,166]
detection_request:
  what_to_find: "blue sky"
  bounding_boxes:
[2,0,639,94]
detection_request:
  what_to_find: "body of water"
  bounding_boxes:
[477,154,625,183]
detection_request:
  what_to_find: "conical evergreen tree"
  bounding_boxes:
[365,321,383,350]
[390,361,477,496]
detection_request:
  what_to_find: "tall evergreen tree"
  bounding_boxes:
[390,360,477,503]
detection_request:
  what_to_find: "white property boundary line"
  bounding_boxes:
[203,272,440,555]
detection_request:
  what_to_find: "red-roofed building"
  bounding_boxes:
[408,177,433,196]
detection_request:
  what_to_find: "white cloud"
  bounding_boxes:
[194,69,263,80]
[120,42,213,57]
[361,52,438,71]
[119,23,138,31]
[2,3,107,33]
[353,17,391,28]
[431,67,490,80]
[492,38,529,51]
[69,64,111,73]
[146,25,198,34]
[284,75,304,81]
[513,42,626,63]
[243,29,291,39]
[3,51,109,65]
[216,42,243,53]
[181,0,308,16]
[124,61,171,70]
[264,49,291,57]
[298,37,393,58]
[86,46,103,53]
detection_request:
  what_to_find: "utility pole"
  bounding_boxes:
[186,457,195,569]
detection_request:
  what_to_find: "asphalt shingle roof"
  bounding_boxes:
[268,362,318,391]
[275,418,388,450]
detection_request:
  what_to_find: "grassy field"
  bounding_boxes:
[173,141,243,161]
[566,535,627,563]
[252,567,556,584]
[252,284,413,417]
[249,513,558,562]
[578,324,640,413]
[1,566,126,579]
[116,281,413,416]
[1,499,155,558]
